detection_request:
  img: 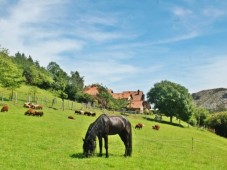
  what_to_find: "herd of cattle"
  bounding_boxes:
[75,110,96,117]
[1,104,160,130]
[135,123,160,130]
[67,110,97,120]
[23,102,44,117]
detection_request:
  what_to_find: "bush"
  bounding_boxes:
[189,115,197,126]
[206,112,227,138]
[144,108,153,115]
[194,107,209,127]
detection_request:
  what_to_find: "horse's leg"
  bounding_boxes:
[104,135,109,158]
[120,131,132,157]
[119,133,128,157]
[98,136,103,156]
[127,133,132,156]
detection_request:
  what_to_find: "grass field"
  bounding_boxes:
[1,86,227,170]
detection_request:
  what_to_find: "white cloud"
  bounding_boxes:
[173,7,193,17]
[203,8,226,18]
[0,0,85,66]
[153,31,198,45]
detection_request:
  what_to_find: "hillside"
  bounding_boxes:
[1,86,227,169]
[192,88,227,111]
[1,104,227,169]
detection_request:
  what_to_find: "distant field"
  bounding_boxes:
[0,86,227,170]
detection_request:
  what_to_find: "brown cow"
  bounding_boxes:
[24,109,36,116]
[68,115,75,120]
[34,111,44,117]
[1,105,9,112]
[152,124,160,130]
[135,123,144,129]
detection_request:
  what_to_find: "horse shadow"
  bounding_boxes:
[70,153,85,159]
[70,153,123,159]
[143,116,184,128]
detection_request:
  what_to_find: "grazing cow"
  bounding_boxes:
[24,109,36,116]
[1,105,9,112]
[135,123,144,129]
[152,124,160,130]
[68,115,75,120]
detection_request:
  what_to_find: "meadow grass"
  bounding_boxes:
[0,86,227,170]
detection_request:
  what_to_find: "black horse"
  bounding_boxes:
[83,114,132,158]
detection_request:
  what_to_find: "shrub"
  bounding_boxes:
[206,112,227,138]
[189,115,197,126]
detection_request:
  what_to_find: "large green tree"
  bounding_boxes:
[0,49,24,98]
[147,80,194,123]
[47,61,68,91]
[65,71,84,100]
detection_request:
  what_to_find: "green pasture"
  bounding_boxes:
[0,86,227,170]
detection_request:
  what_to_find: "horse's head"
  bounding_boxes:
[83,137,96,157]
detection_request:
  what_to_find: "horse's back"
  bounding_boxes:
[105,115,131,135]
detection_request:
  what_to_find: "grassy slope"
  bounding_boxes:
[0,86,227,170]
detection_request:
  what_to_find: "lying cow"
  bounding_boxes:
[1,105,9,112]
[75,110,84,115]
[68,115,75,120]
[24,109,43,117]
[135,123,144,129]
[34,111,44,117]
[152,124,160,130]
[24,109,36,116]
[31,104,43,110]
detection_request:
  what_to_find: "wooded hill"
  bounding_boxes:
[192,88,227,112]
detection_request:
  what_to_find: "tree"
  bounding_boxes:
[96,85,113,109]
[65,71,84,100]
[47,61,68,91]
[0,49,24,99]
[147,80,193,123]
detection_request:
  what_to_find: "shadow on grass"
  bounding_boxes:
[70,153,85,159]
[143,117,184,128]
[70,153,124,159]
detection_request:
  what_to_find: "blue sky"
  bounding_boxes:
[1,0,227,94]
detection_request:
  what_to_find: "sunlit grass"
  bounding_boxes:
[0,86,227,169]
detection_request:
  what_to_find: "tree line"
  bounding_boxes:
[0,48,84,102]
[0,46,128,111]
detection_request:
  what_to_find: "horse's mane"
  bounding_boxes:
[85,114,107,139]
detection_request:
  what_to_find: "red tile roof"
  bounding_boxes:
[83,86,99,96]
[84,85,148,110]
[111,90,145,109]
